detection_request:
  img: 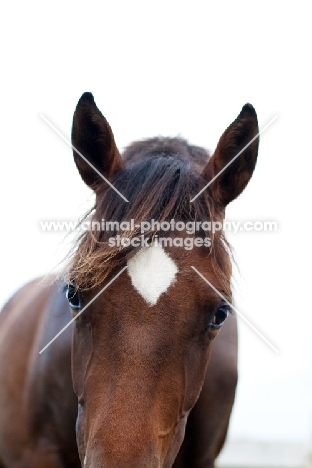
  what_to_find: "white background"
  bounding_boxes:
[0,1,311,445]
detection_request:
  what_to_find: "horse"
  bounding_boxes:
[0,93,259,467]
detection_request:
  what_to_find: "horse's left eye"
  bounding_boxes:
[208,305,230,330]
[66,284,82,310]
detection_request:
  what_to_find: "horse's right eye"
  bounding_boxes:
[66,284,82,310]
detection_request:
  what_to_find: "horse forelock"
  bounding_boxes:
[64,137,232,295]
[122,137,210,172]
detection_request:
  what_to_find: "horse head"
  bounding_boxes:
[67,93,258,468]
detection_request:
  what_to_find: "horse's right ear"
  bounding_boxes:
[72,93,123,190]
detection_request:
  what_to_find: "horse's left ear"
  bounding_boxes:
[72,92,123,190]
[202,104,259,208]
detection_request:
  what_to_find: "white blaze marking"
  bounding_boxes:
[127,244,178,306]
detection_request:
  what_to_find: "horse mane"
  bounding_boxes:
[65,137,232,295]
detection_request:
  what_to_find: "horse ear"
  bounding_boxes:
[202,104,259,208]
[72,92,123,190]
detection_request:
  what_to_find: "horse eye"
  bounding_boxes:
[66,284,82,310]
[209,305,230,330]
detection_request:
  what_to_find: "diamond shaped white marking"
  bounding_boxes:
[127,244,178,306]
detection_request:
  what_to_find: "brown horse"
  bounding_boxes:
[0,93,259,467]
